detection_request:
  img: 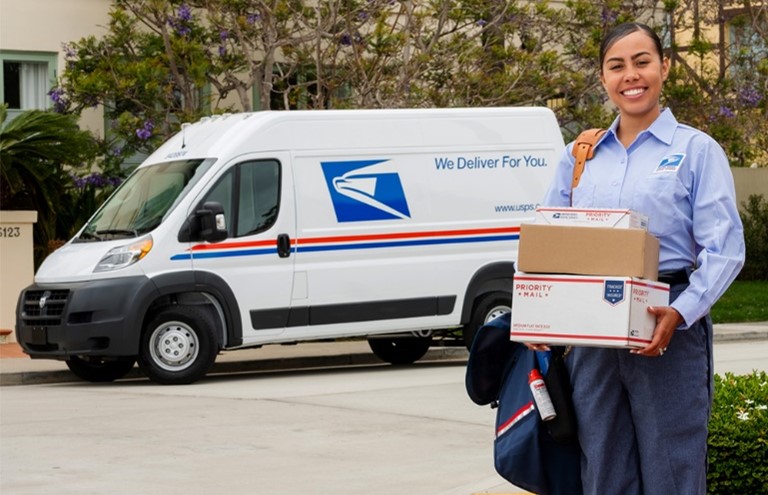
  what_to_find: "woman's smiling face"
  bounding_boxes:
[600,30,670,125]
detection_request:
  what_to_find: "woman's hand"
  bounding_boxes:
[633,306,684,357]
[525,343,551,352]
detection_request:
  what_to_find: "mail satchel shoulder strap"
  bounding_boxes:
[570,128,607,195]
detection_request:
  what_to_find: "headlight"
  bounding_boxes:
[94,236,153,272]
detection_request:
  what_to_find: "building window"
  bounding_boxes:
[3,61,47,109]
[0,51,57,118]
[726,11,767,72]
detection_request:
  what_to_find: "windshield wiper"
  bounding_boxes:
[96,229,138,238]
[77,231,103,242]
[135,220,162,235]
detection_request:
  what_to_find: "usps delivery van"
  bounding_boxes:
[16,107,564,384]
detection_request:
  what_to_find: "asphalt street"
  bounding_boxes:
[1,337,766,495]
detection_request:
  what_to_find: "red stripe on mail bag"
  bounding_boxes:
[496,401,536,438]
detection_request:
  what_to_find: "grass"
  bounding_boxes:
[710,280,768,324]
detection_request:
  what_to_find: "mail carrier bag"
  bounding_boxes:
[466,313,582,495]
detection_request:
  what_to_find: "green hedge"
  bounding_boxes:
[708,371,768,493]
[739,194,768,281]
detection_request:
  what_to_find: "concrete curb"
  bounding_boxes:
[0,346,469,387]
[712,324,768,343]
[2,323,766,386]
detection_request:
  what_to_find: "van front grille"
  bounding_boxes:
[22,289,70,325]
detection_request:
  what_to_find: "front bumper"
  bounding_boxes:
[16,276,157,359]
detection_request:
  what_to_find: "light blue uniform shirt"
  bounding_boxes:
[543,108,745,328]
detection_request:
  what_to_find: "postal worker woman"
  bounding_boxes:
[535,22,746,494]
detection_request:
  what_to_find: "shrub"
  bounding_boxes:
[739,194,768,281]
[708,371,768,494]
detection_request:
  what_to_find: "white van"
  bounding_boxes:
[16,107,564,384]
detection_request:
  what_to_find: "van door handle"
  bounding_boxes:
[277,234,291,258]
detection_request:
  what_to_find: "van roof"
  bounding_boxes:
[143,107,562,167]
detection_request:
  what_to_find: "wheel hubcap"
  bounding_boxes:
[149,321,199,372]
[485,305,510,323]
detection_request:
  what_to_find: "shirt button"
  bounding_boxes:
[611,181,619,186]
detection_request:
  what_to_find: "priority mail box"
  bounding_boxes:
[517,224,660,280]
[535,207,648,230]
[510,273,670,348]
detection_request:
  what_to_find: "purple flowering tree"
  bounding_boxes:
[663,0,767,167]
[52,0,766,167]
[55,0,635,127]
[53,1,217,175]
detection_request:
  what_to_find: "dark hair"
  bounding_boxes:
[599,23,664,72]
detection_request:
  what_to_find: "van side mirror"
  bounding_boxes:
[197,202,228,243]
[178,202,229,243]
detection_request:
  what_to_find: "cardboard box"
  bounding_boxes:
[510,273,670,348]
[517,224,660,280]
[535,207,648,230]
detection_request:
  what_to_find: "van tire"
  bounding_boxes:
[138,306,219,385]
[463,291,512,350]
[65,356,136,382]
[368,336,432,365]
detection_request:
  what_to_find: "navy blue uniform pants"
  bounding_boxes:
[566,284,713,495]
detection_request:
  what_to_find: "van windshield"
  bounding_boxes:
[76,159,213,241]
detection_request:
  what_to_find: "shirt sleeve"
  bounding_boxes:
[670,137,746,327]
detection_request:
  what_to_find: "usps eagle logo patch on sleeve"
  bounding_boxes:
[654,153,686,173]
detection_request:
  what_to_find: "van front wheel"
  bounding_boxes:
[463,291,512,350]
[138,306,219,385]
[368,336,432,365]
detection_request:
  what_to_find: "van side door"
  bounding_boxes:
[189,155,296,341]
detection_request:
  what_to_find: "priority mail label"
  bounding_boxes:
[603,280,625,305]
[535,207,648,230]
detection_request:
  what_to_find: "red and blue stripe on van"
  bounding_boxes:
[170,226,520,260]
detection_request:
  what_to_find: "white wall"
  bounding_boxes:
[732,167,768,210]
[0,211,37,342]
[0,0,112,135]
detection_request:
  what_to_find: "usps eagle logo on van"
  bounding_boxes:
[321,160,411,222]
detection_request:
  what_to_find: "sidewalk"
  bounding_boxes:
[1,321,767,386]
[0,339,470,386]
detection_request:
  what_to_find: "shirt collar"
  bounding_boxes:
[649,108,677,145]
[606,108,677,146]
